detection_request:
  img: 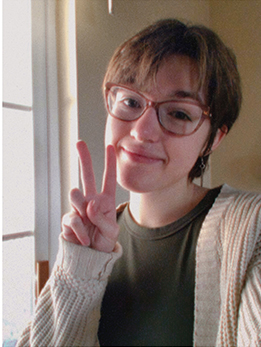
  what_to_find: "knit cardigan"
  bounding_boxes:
[17,185,261,347]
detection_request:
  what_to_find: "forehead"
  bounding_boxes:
[138,55,205,103]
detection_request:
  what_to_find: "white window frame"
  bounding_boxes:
[31,0,60,270]
[2,3,78,341]
[32,0,78,272]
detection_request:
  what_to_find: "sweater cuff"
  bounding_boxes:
[54,235,122,281]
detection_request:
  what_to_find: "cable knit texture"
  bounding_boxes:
[17,241,122,347]
[194,185,261,346]
[17,185,261,347]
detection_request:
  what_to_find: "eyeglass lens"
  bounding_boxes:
[107,86,205,135]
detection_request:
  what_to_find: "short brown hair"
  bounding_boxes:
[103,19,242,180]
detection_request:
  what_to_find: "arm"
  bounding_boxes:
[17,141,121,346]
[17,237,122,347]
[237,232,261,346]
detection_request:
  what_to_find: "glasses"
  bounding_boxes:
[105,83,211,136]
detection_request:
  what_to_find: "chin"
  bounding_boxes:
[117,173,161,194]
[117,179,146,193]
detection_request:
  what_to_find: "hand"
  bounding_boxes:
[61,140,119,253]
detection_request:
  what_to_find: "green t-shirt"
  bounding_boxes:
[98,187,221,346]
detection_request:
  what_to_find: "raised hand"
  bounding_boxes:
[62,140,119,253]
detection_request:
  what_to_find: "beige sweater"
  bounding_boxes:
[17,185,261,347]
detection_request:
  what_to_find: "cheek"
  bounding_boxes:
[167,128,210,169]
[187,122,211,158]
[105,117,130,147]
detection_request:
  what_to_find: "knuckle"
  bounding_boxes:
[70,214,83,229]
[62,211,82,229]
[62,213,71,226]
[69,189,87,213]
[106,221,120,241]
[69,188,84,203]
[62,225,72,236]
[69,188,80,199]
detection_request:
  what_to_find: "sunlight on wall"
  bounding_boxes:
[68,0,79,190]
[56,0,79,214]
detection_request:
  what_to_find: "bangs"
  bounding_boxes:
[103,22,208,98]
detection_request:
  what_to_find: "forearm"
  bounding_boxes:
[237,256,261,346]
[17,236,122,347]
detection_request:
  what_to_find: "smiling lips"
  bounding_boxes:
[121,146,165,164]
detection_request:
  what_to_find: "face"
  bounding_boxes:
[105,55,212,194]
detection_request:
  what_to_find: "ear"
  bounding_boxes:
[211,125,228,152]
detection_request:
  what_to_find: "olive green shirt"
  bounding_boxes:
[98,187,221,346]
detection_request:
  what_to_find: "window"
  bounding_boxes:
[2,1,78,344]
[2,0,35,344]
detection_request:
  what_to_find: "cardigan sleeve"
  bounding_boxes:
[195,185,261,347]
[16,236,122,347]
[217,189,261,347]
[237,224,261,346]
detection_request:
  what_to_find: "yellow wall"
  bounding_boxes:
[210,1,261,193]
[75,0,261,203]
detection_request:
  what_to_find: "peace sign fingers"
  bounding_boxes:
[76,140,97,198]
[62,140,119,252]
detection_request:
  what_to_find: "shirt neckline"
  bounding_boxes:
[121,186,222,240]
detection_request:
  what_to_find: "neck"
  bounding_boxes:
[129,182,209,228]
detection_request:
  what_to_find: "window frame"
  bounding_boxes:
[31,0,61,269]
[32,0,78,271]
[2,0,78,288]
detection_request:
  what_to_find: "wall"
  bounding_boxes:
[210,1,261,193]
[75,0,261,205]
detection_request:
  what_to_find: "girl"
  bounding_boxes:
[18,19,261,347]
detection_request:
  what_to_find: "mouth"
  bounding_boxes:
[121,147,164,164]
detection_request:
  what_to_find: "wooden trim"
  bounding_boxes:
[36,261,49,298]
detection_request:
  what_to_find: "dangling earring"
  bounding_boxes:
[199,157,206,187]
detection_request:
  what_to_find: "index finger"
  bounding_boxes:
[76,140,97,197]
[102,145,117,198]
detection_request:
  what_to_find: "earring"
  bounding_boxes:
[199,157,206,187]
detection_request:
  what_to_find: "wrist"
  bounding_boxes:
[56,235,122,280]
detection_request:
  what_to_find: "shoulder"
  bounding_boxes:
[199,185,261,257]
[207,185,261,258]
[211,184,261,221]
[202,184,261,235]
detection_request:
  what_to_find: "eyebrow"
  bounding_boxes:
[169,90,204,104]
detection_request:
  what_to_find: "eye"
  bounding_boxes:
[168,110,192,122]
[122,97,141,109]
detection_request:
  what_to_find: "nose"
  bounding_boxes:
[130,107,161,142]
